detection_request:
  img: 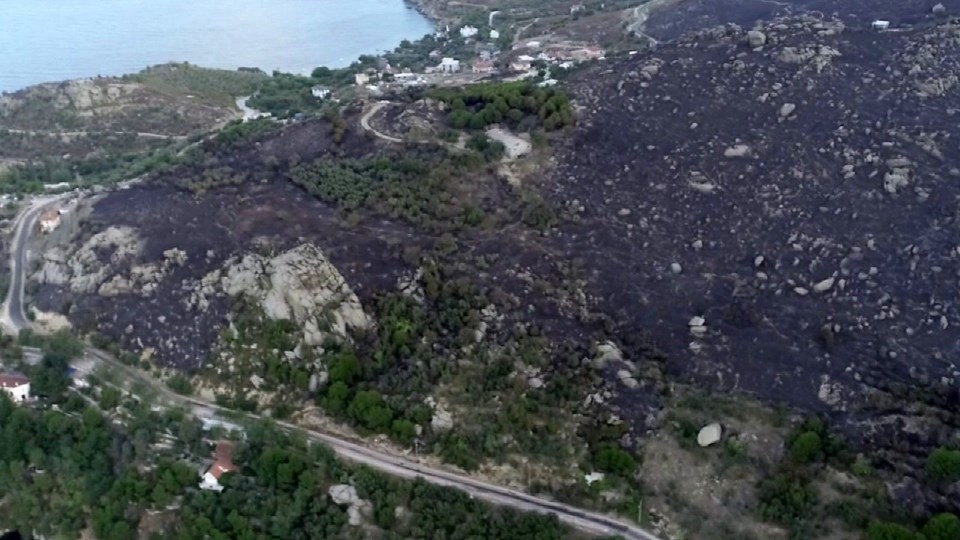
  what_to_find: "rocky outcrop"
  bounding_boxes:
[187,244,372,345]
[328,484,372,526]
[34,226,144,294]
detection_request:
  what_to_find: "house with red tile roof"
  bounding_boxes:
[0,372,30,403]
[199,441,239,492]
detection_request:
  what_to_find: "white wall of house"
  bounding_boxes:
[198,471,224,492]
[1,383,30,403]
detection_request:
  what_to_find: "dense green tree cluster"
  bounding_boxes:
[0,390,590,540]
[430,82,575,132]
[289,150,494,233]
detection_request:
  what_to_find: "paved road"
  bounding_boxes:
[1,197,65,333]
[2,197,664,540]
[3,127,186,140]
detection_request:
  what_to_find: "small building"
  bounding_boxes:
[490,29,500,40]
[354,73,371,86]
[438,57,461,73]
[472,59,495,73]
[0,372,30,403]
[872,20,891,30]
[459,25,479,39]
[511,60,533,72]
[39,209,61,233]
[570,3,585,15]
[526,41,542,49]
[199,441,239,492]
[311,86,331,99]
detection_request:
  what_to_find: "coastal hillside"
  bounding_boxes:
[0,64,265,161]
[7,2,960,539]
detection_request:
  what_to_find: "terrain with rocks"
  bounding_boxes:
[0,63,265,161]
[645,0,959,41]
[545,9,960,518]
[17,3,960,538]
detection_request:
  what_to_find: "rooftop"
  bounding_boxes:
[0,372,30,388]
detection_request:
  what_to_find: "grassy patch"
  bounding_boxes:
[130,63,268,106]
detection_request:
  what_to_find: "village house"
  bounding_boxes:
[438,57,461,73]
[459,25,479,39]
[199,441,239,492]
[354,73,371,86]
[472,59,495,73]
[311,85,331,99]
[39,209,61,233]
[0,372,31,403]
[490,29,500,40]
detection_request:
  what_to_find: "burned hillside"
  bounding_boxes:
[645,0,960,41]
[545,13,960,483]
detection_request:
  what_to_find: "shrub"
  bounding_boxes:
[790,431,823,464]
[758,473,815,525]
[866,521,923,540]
[926,448,960,483]
[165,375,194,396]
[923,513,960,540]
[592,444,637,477]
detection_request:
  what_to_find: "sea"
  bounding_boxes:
[0,0,434,93]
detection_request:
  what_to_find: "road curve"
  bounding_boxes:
[360,101,404,143]
[3,197,663,540]
[1,197,65,333]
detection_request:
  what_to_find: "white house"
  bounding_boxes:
[490,29,500,40]
[198,441,238,493]
[355,73,371,86]
[0,373,30,403]
[311,86,331,99]
[438,57,461,73]
[872,20,891,30]
[459,25,479,39]
[39,209,60,233]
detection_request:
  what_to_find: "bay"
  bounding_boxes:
[0,0,434,93]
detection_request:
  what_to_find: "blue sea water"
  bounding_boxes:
[0,0,433,93]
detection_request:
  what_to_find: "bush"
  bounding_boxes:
[165,375,194,396]
[592,444,637,477]
[866,521,924,540]
[758,473,815,525]
[926,448,960,483]
[790,431,823,464]
[923,513,960,540]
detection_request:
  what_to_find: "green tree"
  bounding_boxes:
[866,521,924,540]
[790,431,823,464]
[926,448,960,483]
[592,444,636,476]
[923,513,960,540]
[323,381,350,414]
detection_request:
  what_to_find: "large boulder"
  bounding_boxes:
[697,423,723,447]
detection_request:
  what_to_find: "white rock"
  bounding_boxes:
[697,423,722,447]
[584,472,606,485]
[431,406,454,431]
[779,103,796,117]
[670,262,683,274]
[594,341,624,368]
[813,277,835,293]
[724,144,751,158]
[747,30,767,48]
[688,316,706,327]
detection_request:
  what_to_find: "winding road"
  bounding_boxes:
[1,195,663,540]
